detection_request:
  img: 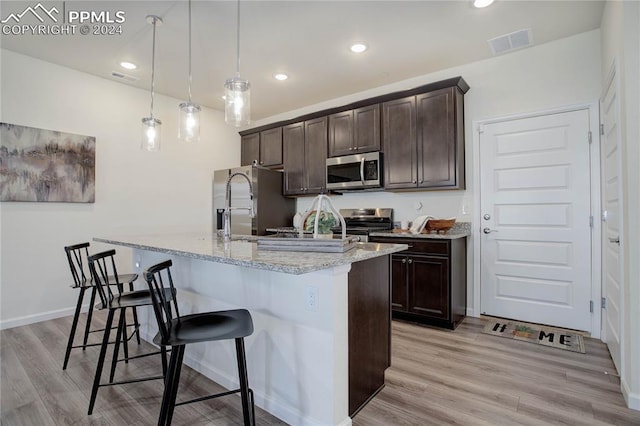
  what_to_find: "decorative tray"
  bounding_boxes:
[256,234,358,253]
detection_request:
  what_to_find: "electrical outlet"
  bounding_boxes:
[305,286,319,311]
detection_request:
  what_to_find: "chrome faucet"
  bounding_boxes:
[223,171,255,242]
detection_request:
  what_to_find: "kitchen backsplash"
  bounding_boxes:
[294,190,472,226]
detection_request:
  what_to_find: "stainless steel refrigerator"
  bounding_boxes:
[213,165,296,236]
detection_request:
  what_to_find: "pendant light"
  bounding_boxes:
[178,0,201,142]
[224,0,250,127]
[142,15,163,151]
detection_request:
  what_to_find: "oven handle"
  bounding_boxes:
[360,157,365,185]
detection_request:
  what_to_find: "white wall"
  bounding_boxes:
[600,0,640,411]
[256,30,603,316]
[0,49,240,327]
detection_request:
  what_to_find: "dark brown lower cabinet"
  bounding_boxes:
[370,237,466,329]
[348,255,391,417]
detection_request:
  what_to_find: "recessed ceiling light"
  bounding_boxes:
[350,43,368,54]
[473,0,494,8]
[274,73,289,81]
[119,61,137,70]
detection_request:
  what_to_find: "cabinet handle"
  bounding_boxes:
[401,258,407,264]
[348,147,353,150]
[407,244,413,248]
[412,180,417,184]
[419,179,423,184]
[408,259,413,264]
[354,146,358,150]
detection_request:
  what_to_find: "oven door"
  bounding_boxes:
[326,152,381,190]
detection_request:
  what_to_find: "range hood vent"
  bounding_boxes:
[488,28,533,55]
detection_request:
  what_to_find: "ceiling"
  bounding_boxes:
[1,1,604,121]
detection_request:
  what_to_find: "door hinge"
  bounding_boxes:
[589,215,594,228]
[602,297,607,309]
[588,131,593,144]
[600,123,605,136]
[590,300,594,313]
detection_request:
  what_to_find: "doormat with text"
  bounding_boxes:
[482,320,586,353]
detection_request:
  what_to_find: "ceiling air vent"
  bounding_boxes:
[488,28,533,55]
[110,71,138,82]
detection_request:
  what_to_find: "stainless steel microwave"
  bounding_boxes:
[326,152,382,190]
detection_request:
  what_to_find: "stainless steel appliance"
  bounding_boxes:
[337,208,393,242]
[213,165,295,236]
[326,152,382,191]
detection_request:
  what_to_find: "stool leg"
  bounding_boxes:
[235,338,254,426]
[129,282,142,345]
[159,345,185,426]
[109,309,125,383]
[88,308,115,415]
[82,286,97,350]
[160,346,168,378]
[63,287,86,370]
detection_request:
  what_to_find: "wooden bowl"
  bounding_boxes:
[423,218,456,234]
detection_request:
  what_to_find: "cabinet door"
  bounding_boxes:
[416,88,461,189]
[304,116,328,194]
[354,104,380,153]
[328,110,353,157]
[282,123,305,195]
[391,255,408,312]
[382,96,417,189]
[259,127,283,167]
[408,255,449,320]
[241,133,260,167]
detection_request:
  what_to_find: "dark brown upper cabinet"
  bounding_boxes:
[383,86,465,191]
[328,104,381,157]
[240,133,260,167]
[282,117,328,196]
[240,127,283,168]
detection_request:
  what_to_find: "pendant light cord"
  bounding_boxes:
[235,0,240,76]
[188,0,193,102]
[150,17,157,118]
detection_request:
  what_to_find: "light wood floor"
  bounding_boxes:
[2,313,639,425]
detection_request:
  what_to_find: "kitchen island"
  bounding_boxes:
[94,233,407,426]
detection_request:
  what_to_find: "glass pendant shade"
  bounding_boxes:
[142,15,162,151]
[224,76,251,127]
[178,102,201,142]
[141,117,162,151]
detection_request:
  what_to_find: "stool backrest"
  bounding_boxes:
[87,249,121,308]
[64,242,91,287]
[143,260,180,343]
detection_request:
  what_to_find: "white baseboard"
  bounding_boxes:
[0,304,88,330]
[622,377,640,411]
[139,329,342,426]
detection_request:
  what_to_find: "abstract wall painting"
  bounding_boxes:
[0,123,95,203]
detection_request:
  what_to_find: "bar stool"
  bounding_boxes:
[87,249,173,415]
[62,242,141,370]
[143,259,255,426]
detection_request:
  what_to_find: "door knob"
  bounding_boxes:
[401,258,407,264]
[408,259,413,264]
[483,228,498,234]
[609,237,620,244]
[483,214,491,220]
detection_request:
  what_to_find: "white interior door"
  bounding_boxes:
[601,67,623,373]
[480,109,592,331]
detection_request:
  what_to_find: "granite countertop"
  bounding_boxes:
[369,222,471,240]
[94,233,407,275]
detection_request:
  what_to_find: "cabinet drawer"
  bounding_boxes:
[371,237,449,255]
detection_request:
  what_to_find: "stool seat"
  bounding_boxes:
[97,288,173,310]
[71,273,138,289]
[153,309,253,346]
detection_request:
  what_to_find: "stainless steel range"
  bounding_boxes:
[337,208,393,242]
